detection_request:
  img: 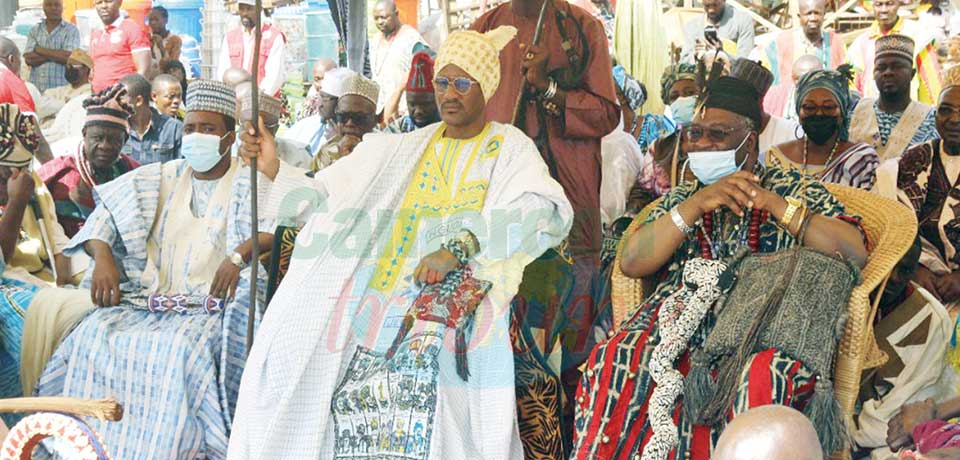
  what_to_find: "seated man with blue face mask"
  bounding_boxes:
[33,79,276,459]
[572,76,869,459]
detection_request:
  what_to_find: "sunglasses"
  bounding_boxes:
[335,111,374,125]
[433,77,479,96]
[684,124,746,143]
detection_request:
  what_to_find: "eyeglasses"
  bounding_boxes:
[433,77,479,96]
[799,104,840,116]
[335,111,375,126]
[684,124,746,143]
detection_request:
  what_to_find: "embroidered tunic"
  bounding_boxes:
[572,166,862,459]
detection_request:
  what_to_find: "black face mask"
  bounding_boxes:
[801,115,840,145]
[65,67,81,84]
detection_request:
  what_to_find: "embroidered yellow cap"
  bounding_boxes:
[435,26,517,102]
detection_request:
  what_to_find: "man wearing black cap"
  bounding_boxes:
[571,76,868,459]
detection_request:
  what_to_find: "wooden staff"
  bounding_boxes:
[510,0,550,126]
[0,397,123,421]
[246,0,263,355]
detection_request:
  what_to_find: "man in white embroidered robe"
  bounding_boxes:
[228,26,573,459]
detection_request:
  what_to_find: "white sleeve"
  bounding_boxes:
[261,37,286,96]
[216,35,232,82]
[262,161,329,228]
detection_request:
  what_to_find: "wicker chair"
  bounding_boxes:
[609,184,917,457]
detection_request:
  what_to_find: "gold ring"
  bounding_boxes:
[525,52,534,60]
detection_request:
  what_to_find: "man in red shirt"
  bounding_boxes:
[0,37,38,113]
[89,0,151,93]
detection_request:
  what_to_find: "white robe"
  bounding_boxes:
[228,122,573,459]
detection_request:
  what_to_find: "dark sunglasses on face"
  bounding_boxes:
[685,124,744,143]
[335,111,374,125]
[433,76,479,96]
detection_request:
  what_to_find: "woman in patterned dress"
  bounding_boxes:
[572,77,868,460]
[765,67,881,190]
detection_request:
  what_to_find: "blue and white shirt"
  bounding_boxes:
[25,20,81,92]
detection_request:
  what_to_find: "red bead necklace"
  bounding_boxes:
[697,208,769,259]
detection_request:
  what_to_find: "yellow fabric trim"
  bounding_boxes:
[369,123,494,292]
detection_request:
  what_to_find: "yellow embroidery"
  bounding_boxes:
[369,124,492,292]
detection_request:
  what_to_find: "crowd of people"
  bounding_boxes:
[3,0,960,458]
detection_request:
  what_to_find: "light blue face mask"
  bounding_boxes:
[669,96,698,126]
[182,132,230,172]
[686,133,751,185]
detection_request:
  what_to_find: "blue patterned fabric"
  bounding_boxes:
[875,101,940,148]
[385,115,418,134]
[0,253,39,427]
[638,114,677,152]
[35,159,274,460]
[25,21,81,92]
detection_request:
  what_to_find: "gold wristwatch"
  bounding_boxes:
[780,196,802,229]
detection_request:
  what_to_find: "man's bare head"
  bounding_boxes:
[312,58,337,92]
[222,67,253,89]
[0,37,21,75]
[373,0,400,36]
[714,406,823,460]
[792,55,824,84]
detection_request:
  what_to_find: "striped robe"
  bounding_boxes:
[35,158,275,460]
[764,141,881,189]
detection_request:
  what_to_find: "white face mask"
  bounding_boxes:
[181,132,230,172]
[669,96,698,126]
[686,133,750,185]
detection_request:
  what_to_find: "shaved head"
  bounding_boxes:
[799,0,827,10]
[373,0,401,36]
[222,67,253,89]
[0,37,22,75]
[792,54,824,84]
[152,74,180,91]
[714,406,823,460]
[374,0,397,12]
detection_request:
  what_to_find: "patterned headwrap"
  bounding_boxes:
[0,104,40,168]
[186,79,237,120]
[83,83,133,132]
[436,26,517,102]
[794,65,855,141]
[660,63,697,105]
[613,65,647,111]
[340,73,380,107]
[406,51,435,94]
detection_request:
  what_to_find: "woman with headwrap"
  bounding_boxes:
[590,64,703,356]
[765,67,880,189]
[614,65,677,153]
[627,63,702,217]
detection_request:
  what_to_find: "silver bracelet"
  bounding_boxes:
[670,206,695,235]
[543,78,558,100]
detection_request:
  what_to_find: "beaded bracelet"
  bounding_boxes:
[442,240,469,266]
[441,229,481,266]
